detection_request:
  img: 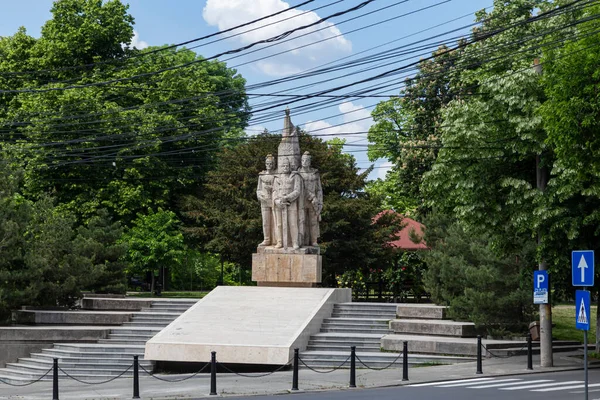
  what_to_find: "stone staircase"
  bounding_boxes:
[300,303,471,369]
[0,299,196,383]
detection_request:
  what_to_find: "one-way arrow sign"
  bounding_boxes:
[572,250,594,287]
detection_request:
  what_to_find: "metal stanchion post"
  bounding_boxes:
[133,355,140,399]
[210,351,217,396]
[527,333,533,370]
[292,348,299,391]
[53,358,59,400]
[402,341,409,381]
[476,335,483,375]
[349,346,356,388]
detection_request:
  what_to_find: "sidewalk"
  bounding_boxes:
[0,351,589,399]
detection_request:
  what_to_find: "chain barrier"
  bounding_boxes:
[0,366,53,387]
[139,362,210,382]
[58,364,133,385]
[355,352,403,371]
[216,359,293,378]
[481,343,526,359]
[298,355,351,374]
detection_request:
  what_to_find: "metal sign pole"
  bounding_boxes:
[584,288,588,400]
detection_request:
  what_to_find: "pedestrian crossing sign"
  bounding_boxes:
[575,290,591,331]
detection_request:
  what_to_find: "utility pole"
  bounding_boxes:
[534,58,553,367]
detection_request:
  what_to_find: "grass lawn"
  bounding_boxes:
[552,304,596,343]
[126,291,208,299]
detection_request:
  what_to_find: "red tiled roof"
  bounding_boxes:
[375,210,428,250]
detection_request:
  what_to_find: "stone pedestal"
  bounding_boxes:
[252,246,322,286]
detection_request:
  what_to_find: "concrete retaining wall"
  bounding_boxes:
[81,298,153,311]
[0,328,110,368]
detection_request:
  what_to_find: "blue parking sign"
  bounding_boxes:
[533,271,548,304]
[576,290,591,331]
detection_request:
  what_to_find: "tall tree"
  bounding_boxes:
[367,44,465,215]
[0,0,249,222]
[539,2,600,346]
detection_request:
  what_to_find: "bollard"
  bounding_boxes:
[476,335,483,375]
[402,341,409,381]
[133,355,140,399]
[53,358,59,400]
[210,351,217,396]
[527,333,533,370]
[349,346,356,388]
[292,348,299,391]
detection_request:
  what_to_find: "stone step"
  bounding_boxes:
[107,333,156,340]
[307,344,381,352]
[322,322,389,330]
[0,368,123,382]
[332,311,396,318]
[396,304,447,320]
[141,307,190,313]
[309,336,382,344]
[389,319,476,337]
[28,354,150,366]
[9,360,150,373]
[109,328,162,335]
[131,311,181,317]
[335,302,399,309]
[120,321,170,327]
[129,317,176,323]
[321,327,391,334]
[323,318,390,324]
[97,339,148,345]
[41,349,143,359]
[52,343,145,353]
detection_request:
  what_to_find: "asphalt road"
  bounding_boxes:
[224,369,600,400]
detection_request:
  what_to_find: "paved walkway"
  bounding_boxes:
[0,351,591,399]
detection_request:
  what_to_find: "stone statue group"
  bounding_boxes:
[257,151,323,250]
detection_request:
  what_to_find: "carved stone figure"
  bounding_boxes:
[257,154,276,246]
[273,157,303,249]
[298,151,323,246]
[277,108,301,173]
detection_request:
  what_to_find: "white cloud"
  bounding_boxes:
[304,101,373,142]
[131,30,148,50]
[203,0,352,76]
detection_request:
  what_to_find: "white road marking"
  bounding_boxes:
[532,382,600,392]
[440,378,521,388]
[500,381,583,390]
[468,379,553,389]
[409,378,495,387]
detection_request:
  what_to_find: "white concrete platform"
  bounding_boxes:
[144,286,351,365]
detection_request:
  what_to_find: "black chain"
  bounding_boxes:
[139,362,210,382]
[298,355,351,373]
[58,364,132,384]
[481,343,525,359]
[355,352,403,371]
[216,359,292,378]
[0,366,53,387]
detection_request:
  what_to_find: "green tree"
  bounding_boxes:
[76,209,128,294]
[538,2,600,345]
[367,44,465,215]
[0,0,249,222]
[120,208,186,293]
[180,133,400,285]
[421,212,536,335]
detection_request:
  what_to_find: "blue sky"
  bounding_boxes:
[0,0,494,179]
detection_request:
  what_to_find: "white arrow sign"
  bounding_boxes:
[579,255,589,283]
